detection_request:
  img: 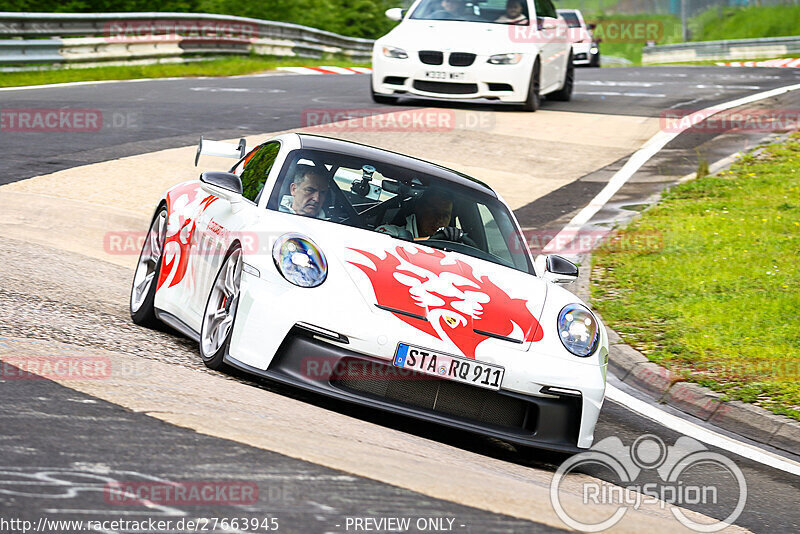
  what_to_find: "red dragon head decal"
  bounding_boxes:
[348,245,543,358]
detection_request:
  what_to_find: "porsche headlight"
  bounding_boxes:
[557,304,600,357]
[382,46,408,59]
[272,234,327,288]
[488,53,523,65]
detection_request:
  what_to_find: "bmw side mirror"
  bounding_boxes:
[541,254,579,284]
[200,171,244,207]
[385,8,404,21]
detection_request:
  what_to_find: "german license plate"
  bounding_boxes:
[424,71,465,80]
[393,343,504,390]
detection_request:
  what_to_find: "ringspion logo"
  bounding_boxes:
[550,434,747,531]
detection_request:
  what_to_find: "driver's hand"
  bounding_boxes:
[431,226,464,242]
[430,227,477,248]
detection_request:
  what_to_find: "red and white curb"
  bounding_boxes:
[277,66,372,75]
[717,58,800,68]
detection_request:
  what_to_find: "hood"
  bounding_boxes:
[339,234,548,359]
[382,20,513,55]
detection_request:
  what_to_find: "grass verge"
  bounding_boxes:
[591,132,800,421]
[0,55,370,88]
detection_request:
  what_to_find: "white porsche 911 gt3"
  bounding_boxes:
[130,133,607,452]
[372,0,573,110]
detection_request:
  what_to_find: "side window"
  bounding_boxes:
[240,142,280,203]
[534,0,557,19]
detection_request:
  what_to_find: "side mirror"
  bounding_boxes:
[587,23,596,30]
[385,7,404,21]
[539,254,578,284]
[200,171,243,205]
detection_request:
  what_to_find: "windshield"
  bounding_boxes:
[410,0,530,25]
[267,148,533,275]
[559,12,581,28]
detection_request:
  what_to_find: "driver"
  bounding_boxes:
[428,0,473,20]
[279,165,329,219]
[376,189,472,244]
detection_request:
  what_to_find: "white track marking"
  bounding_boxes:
[694,84,763,89]
[575,91,667,98]
[543,82,800,254]
[606,384,800,476]
[189,87,250,92]
[576,80,663,87]
[544,82,800,470]
[0,65,371,92]
[0,77,204,92]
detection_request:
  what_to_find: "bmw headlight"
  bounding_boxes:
[488,53,523,65]
[557,304,600,357]
[272,234,327,288]
[382,46,408,59]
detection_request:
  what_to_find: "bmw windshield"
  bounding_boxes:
[409,0,531,25]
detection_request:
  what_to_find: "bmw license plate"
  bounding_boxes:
[393,343,504,390]
[424,71,465,80]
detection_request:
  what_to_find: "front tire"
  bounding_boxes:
[549,52,574,102]
[199,244,243,371]
[521,59,541,112]
[130,206,167,328]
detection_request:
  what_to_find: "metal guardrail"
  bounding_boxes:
[0,12,375,66]
[0,38,64,64]
[643,35,800,64]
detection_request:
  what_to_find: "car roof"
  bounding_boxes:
[296,133,497,198]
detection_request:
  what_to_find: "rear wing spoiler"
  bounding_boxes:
[195,136,255,166]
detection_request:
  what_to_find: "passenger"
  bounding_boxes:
[495,0,528,24]
[376,189,457,240]
[279,165,329,219]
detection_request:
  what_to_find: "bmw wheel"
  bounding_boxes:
[549,52,574,102]
[130,206,167,328]
[521,59,541,112]
[200,244,243,370]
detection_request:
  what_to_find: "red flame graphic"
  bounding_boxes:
[157,183,217,290]
[348,245,543,358]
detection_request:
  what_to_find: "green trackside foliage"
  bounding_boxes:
[592,133,800,421]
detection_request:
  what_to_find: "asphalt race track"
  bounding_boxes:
[1,66,799,534]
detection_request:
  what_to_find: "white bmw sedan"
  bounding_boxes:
[372,0,573,111]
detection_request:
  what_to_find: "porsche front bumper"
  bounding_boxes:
[225,328,585,453]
